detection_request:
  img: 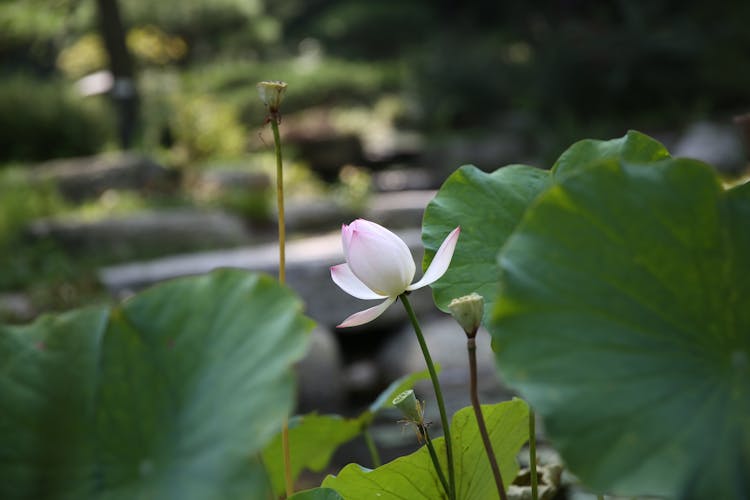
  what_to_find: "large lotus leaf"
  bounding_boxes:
[322,399,529,499]
[491,159,750,498]
[0,307,109,500]
[551,129,670,176]
[262,369,435,496]
[289,488,345,500]
[422,131,669,318]
[0,269,313,500]
[422,164,550,317]
[262,414,363,496]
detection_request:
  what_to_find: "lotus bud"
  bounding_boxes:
[448,293,484,337]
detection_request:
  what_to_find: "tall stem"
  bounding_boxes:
[270,117,292,497]
[467,338,507,500]
[399,293,456,500]
[271,119,285,283]
[363,428,382,468]
[420,424,451,498]
[529,408,538,500]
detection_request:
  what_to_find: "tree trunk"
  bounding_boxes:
[95,0,138,149]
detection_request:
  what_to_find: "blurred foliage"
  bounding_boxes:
[3,0,750,317]
[0,167,71,294]
[57,27,187,79]
[6,0,747,161]
[298,0,437,59]
[56,33,108,78]
[127,26,187,66]
[0,75,114,162]
[407,1,750,131]
[168,94,248,165]
[182,58,401,126]
[333,165,371,210]
[0,168,68,248]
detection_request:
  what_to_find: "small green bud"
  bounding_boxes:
[256,80,287,113]
[392,389,423,423]
[448,293,484,337]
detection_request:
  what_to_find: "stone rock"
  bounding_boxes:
[673,121,746,174]
[295,134,365,181]
[363,130,424,166]
[99,228,435,330]
[378,317,515,419]
[342,359,380,394]
[296,327,345,413]
[31,153,174,201]
[508,464,563,500]
[422,131,529,180]
[279,108,365,179]
[0,293,35,322]
[283,198,358,233]
[30,209,251,259]
[194,168,270,194]
[372,167,440,192]
[365,190,437,229]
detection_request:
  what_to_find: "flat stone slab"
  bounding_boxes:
[99,227,436,329]
[31,209,252,258]
[31,152,174,200]
[365,190,436,229]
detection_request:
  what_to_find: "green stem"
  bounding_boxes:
[363,428,382,468]
[269,117,292,497]
[421,424,451,499]
[270,119,285,284]
[468,338,507,500]
[399,293,456,500]
[529,408,538,500]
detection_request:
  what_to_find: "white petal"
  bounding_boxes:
[330,264,387,300]
[407,226,461,291]
[337,296,396,328]
[341,223,354,258]
[346,221,415,296]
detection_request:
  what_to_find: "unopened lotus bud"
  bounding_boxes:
[448,293,484,337]
[256,80,287,114]
[392,389,422,423]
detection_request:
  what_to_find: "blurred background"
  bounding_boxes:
[2,0,750,323]
[2,0,750,486]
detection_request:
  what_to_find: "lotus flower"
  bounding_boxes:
[331,219,460,327]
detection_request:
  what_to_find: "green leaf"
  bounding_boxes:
[422,164,550,317]
[323,399,529,499]
[289,488,345,500]
[0,269,313,500]
[452,399,529,499]
[367,367,435,415]
[0,307,109,500]
[262,414,363,496]
[551,129,670,177]
[262,368,436,496]
[422,131,670,321]
[491,159,750,498]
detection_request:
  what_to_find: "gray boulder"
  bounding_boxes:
[32,153,174,201]
[673,121,746,175]
[31,209,252,259]
[295,327,345,412]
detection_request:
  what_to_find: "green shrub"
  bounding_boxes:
[182,58,401,126]
[0,75,114,162]
[169,93,248,164]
